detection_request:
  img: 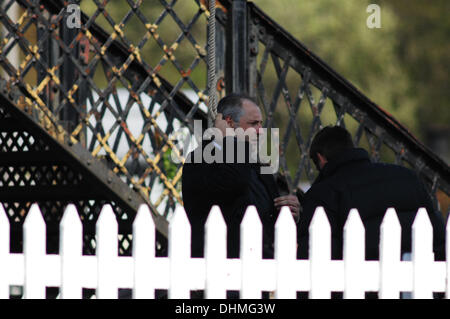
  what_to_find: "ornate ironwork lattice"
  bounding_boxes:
[0,0,213,246]
[0,87,168,259]
[245,3,449,215]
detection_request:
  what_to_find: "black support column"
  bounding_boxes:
[60,0,80,135]
[226,0,248,95]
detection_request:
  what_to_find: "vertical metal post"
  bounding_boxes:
[60,0,80,134]
[78,34,90,148]
[37,14,50,110]
[247,7,259,101]
[226,0,248,94]
[36,9,60,124]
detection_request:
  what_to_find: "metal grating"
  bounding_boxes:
[0,0,212,225]
[0,0,448,246]
[0,89,168,256]
[245,2,449,215]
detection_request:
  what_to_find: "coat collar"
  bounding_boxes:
[315,148,371,183]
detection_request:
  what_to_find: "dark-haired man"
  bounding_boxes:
[182,94,300,260]
[297,126,446,262]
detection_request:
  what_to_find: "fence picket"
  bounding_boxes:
[274,206,297,299]
[132,204,156,299]
[379,208,401,299]
[0,204,9,298]
[60,204,83,299]
[412,208,434,299]
[343,209,365,299]
[23,204,46,299]
[309,206,331,299]
[168,206,191,299]
[205,205,227,299]
[96,204,119,299]
[240,205,262,299]
[0,203,447,299]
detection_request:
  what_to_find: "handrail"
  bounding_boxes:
[246,1,449,195]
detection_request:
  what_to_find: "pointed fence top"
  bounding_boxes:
[170,205,190,230]
[205,205,226,229]
[24,203,45,228]
[412,207,432,231]
[380,207,401,231]
[275,206,295,229]
[205,205,226,261]
[96,204,116,226]
[309,206,329,231]
[241,205,261,228]
[344,208,364,231]
[133,204,155,227]
[61,204,81,225]
[240,205,262,259]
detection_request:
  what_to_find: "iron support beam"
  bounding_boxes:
[59,0,80,134]
[226,0,248,94]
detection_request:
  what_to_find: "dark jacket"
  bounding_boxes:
[182,137,280,259]
[297,148,446,261]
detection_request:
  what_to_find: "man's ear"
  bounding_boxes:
[224,116,235,128]
[317,152,328,169]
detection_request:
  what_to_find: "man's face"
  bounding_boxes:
[220,98,264,143]
[236,99,263,140]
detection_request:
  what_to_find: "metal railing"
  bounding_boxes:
[0,0,448,262]
[243,1,449,212]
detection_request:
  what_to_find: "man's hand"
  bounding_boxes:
[274,194,300,223]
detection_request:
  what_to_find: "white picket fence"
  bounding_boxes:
[0,203,449,299]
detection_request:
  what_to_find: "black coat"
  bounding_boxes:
[297,148,446,261]
[182,137,280,259]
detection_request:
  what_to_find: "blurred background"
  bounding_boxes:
[255,0,449,163]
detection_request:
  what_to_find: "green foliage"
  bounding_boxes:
[255,0,420,135]
[162,149,178,180]
[381,0,450,130]
[255,0,449,138]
